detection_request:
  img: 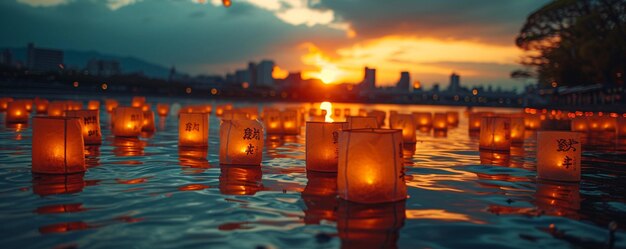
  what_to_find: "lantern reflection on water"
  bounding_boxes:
[32,173,86,196]
[32,117,85,174]
[479,151,511,166]
[6,101,28,123]
[479,116,511,151]
[346,116,378,129]
[112,137,145,157]
[65,110,102,145]
[219,119,264,166]
[537,131,581,182]
[178,147,210,169]
[535,180,580,218]
[179,113,209,147]
[219,165,263,195]
[302,172,338,224]
[337,200,406,249]
[306,122,348,172]
[390,113,417,143]
[338,129,406,203]
[112,107,143,137]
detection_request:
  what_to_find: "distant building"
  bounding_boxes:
[247,62,257,86]
[0,49,12,66]
[86,59,121,77]
[283,72,302,88]
[27,43,63,72]
[256,60,274,87]
[362,67,376,89]
[395,71,411,92]
[235,69,250,84]
[447,72,460,93]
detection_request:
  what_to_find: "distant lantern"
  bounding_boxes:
[571,118,588,133]
[306,122,348,172]
[141,103,151,112]
[537,131,581,182]
[6,101,28,123]
[65,110,102,145]
[179,113,209,147]
[0,97,13,112]
[34,98,49,114]
[599,116,617,132]
[263,109,283,134]
[524,114,541,130]
[105,99,119,113]
[219,165,263,195]
[468,112,493,131]
[222,0,232,8]
[618,117,626,137]
[281,109,300,135]
[219,119,264,166]
[390,114,417,143]
[346,116,379,129]
[112,107,143,137]
[215,104,233,117]
[66,101,82,111]
[22,99,34,113]
[446,111,459,126]
[156,103,170,116]
[47,101,68,117]
[142,110,156,132]
[509,115,525,144]
[338,129,406,203]
[221,110,249,121]
[131,96,146,108]
[367,110,386,127]
[344,108,351,117]
[32,117,85,174]
[412,112,432,128]
[87,100,100,110]
[479,116,511,151]
[432,113,447,131]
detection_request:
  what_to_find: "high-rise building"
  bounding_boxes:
[362,67,376,89]
[86,59,121,77]
[256,60,275,87]
[27,43,63,72]
[447,72,460,93]
[395,71,411,92]
[0,49,12,66]
[247,62,257,86]
[235,69,250,84]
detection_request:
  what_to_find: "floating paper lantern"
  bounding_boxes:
[236,106,259,120]
[468,112,494,131]
[281,109,300,135]
[344,108,351,117]
[142,110,155,132]
[112,107,143,137]
[105,99,119,113]
[432,113,447,131]
[221,110,249,121]
[34,98,48,114]
[509,115,525,144]
[6,101,28,123]
[367,110,386,127]
[337,200,405,249]
[338,129,406,203]
[524,114,541,130]
[65,110,102,145]
[219,165,263,195]
[346,116,378,129]
[599,116,617,132]
[446,111,459,126]
[87,100,100,110]
[570,118,588,132]
[306,122,348,172]
[131,96,146,108]
[32,117,85,174]
[302,172,338,224]
[141,103,151,112]
[358,109,367,117]
[156,103,170,116]
[47,101,68,117]
[179,113,209,147]
[66,101,82,111]
[537,131,581,182]
[215,104,233,117]
[22,99,33,113]
[479,116,511,151]
[263,109,283,134]
[389,114,416,143]
[618,117,626,137]
[0,97,12,112]
[219,119,264,166]
[412,112,432,128]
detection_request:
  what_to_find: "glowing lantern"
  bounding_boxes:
[344,108,351,117]
[412,112,432,128]
[281,109,300,135]
[47,101,68,117]
[306,122,348,172]
[112,107,143,137]
[389,114,416,143]
[571,118,588,132]
[22,99,33,113]
[131,96,145,108]
[65,110,102,145]
[468,112,494,131]
[34,98,48,114]
[221,110,249,121]
[346,116,378,129]
[219,165,263,195]
[87,100,100,110]
[302,172,338,224]
[141,103,151,112]
[338,129,406,203]
[156,103,170,116]
[263,109,283,134]
[358,109,367,117]
[105,99,119,113]
[66,101,82,111]
[432,113,447,131]
[333,108,342,119]
[0,97,12,112]
[236,106,259,120]
[537,131,581,182]
[215,104,233,117]
[32,117,85,174]
[141,110,156,132]
[219,119,264,166]
[446,111,459,126]
[509,115,525,144]
[367,110,386,127]
[6,101,28,123]
[337,200,405,249]
[599,116,617,131]
[222,0,231,8]
[479,116,511,151]
[179,113,209,147]
[524,114,541,130]
[618,117,626,137]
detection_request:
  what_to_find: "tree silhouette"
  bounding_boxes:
[514,0,625,88]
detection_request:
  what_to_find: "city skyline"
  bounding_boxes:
[0,0,549,89]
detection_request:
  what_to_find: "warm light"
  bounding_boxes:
[472,89,478,95]
[433,113,447,131]
[222,0,231,7]
[337,200,406,249]
[101,83,108,90]
[6,101,28,123]
[104,99,118,113]
[47,101,68,117]
[65,110,102,145]
[87,100,100,110]
[509,115,525,144]
[263,109,283,134]
[156,103,170,116]
[32,117,85,174]
[537,131,581,182]
[179,113,209,147]
[112,107,143,137]
[346,116,379,129]
[131,96,146,108]
[479,116,511,151]
[306,122,348,172]
[390,113,416,143]
[142,110,156,132]
[219,119,264,166]
[320,101,334,122]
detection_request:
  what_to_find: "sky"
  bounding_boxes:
[0,0,549,90]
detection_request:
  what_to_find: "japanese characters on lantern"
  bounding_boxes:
[32,117,85,174]
[112,107,143,137]
[179,113,209,147]
[65,110,102,145]
[389,114,417,143]
[537,131,581,182]
[479,116,511,151]
[219,119,264,166]
[338,129,407,203]
[306,122,348,172]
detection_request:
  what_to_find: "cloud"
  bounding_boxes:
[16,0,70,7]
[107,0,142,10]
